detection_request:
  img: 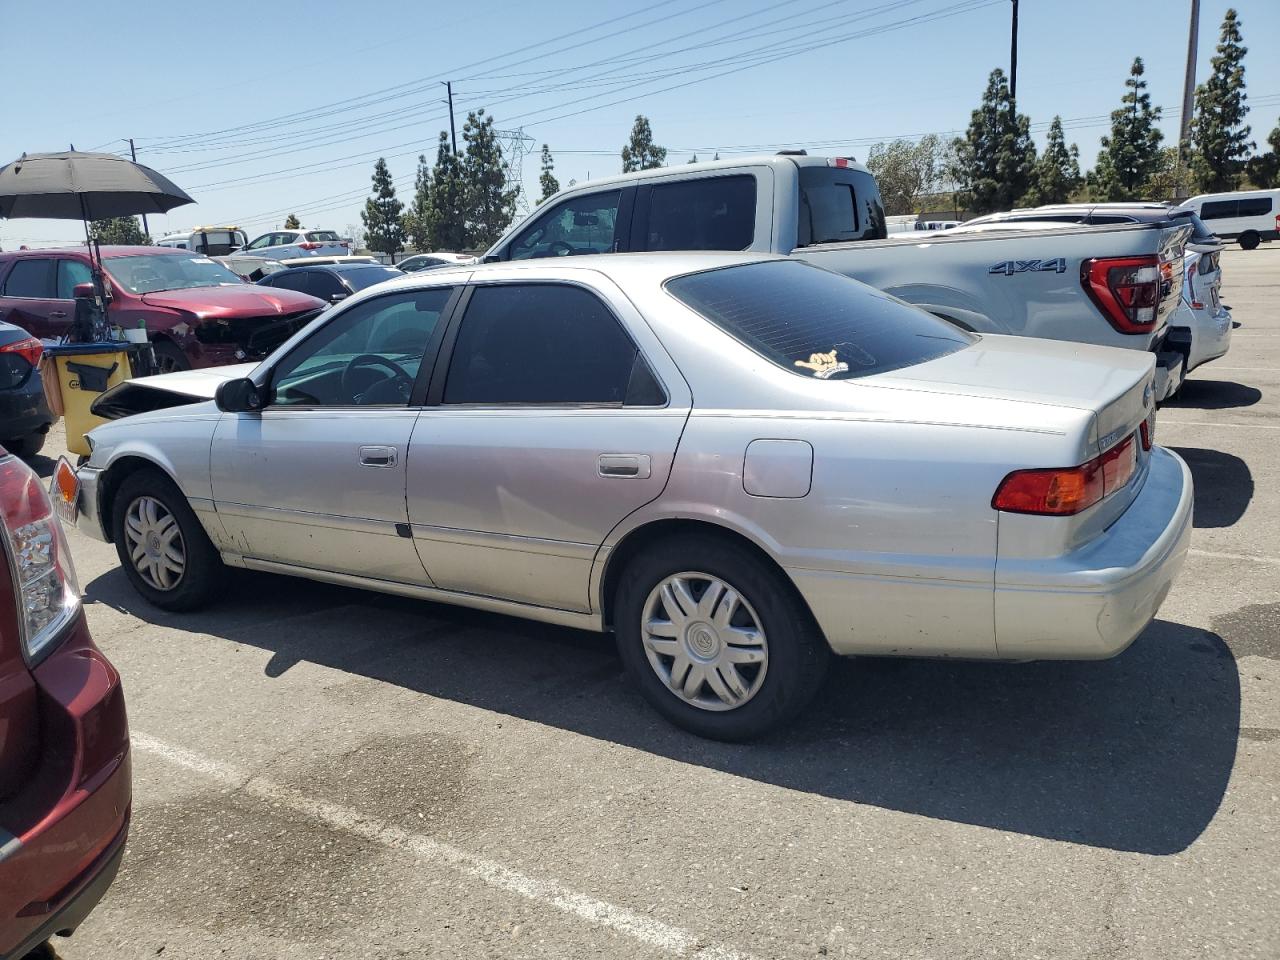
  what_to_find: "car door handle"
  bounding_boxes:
[598,454,651,479]
[359,445,397,467]
[50,310,67,318]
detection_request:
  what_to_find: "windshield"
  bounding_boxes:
[666,260,972,380]
[342,266,404,290]
[106,254,244,293]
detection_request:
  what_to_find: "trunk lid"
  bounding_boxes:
[871,333,1156,457]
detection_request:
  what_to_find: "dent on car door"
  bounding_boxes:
[406,280,689,612]
[209,286,459,583]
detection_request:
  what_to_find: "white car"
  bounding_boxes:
[238,229,351,260]
[66,253,1191,740]
[1182,189,1279,250]
[1168,249,1232,374]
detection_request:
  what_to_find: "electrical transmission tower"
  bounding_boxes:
[493,128,536,212]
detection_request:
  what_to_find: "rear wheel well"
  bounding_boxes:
[98,457,174,543]
[600,519,808,629]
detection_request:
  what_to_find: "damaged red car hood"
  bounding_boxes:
[139,284,322,317]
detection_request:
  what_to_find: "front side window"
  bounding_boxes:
[105,254,243,294]
[271,287,452,406]
[443,283,652,405]
[2,259,55,298]
[666,260,972,381]
[1199,200,1236,220]
[56,259,94,299]
[264,270,311,293]
[245,234,273,250]
[508,191,621,260]
[644,175,757,251]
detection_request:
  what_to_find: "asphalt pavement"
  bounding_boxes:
[34,246,1280,959]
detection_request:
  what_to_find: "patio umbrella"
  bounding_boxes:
[0,150,194,220]
[0,150,195,338]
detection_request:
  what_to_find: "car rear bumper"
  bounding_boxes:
[0,375,55,441]
[992,447,1193,659]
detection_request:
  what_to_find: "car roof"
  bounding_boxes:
[541,154,870,195]
[291,262,399,274]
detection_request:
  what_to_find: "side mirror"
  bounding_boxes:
[72,282,96,299]
[215,377,265,413]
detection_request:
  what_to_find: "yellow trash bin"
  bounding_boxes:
[45,343,132,457]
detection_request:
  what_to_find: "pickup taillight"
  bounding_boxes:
[1081,255,1161,334]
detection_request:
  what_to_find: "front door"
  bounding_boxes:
[407,279,689,613]
[210,286,457,583]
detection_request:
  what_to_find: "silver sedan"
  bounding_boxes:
[67,253,1193,740]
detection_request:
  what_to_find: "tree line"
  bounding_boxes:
[875,7,1279,217]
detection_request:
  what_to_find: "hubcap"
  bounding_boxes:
[124,495,185,591]
[640,572,768,712]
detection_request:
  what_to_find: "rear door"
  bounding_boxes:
[406,278,689,612]
[0,258,62,339]
[631,173,761,252]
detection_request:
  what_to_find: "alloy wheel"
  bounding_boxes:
[640,571,769,712]
[124,495,186,591]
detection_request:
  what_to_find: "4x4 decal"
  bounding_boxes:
[988,257,1068,276]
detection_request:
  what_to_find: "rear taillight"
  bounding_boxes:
[1081,255,1161,333]
[1184,262,1205,310]
[1140,418,1153,451]
[298,241,322,250]
[0,455,81,662]
[993,434,1138,516]
[0,336,43,367]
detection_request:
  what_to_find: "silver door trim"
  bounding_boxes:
[215,500,403,537]
[409,523,596,561]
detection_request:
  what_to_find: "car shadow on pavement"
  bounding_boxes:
[1164,379,1262,409]
[1169,446,1254,527]
[85,567,1240,857]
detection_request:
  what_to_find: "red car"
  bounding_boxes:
[0,246,325,373]
[0,453,129,959]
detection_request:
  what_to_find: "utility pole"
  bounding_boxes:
[443,81,458,155]
[1175,0,1201,199]
[1009,0,1019,112]
[128,138,149,236]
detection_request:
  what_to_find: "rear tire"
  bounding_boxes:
[111,468,226,611]
[614,534,830,741]
[1239,231,1260,251]
[4,430,46,459]
[152,340,191,373]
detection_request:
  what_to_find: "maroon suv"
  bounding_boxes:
[0,246,325,373]
[0,453,130,958]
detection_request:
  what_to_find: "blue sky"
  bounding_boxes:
[2,0,1278,249]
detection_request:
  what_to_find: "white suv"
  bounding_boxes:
[239,229,351,259]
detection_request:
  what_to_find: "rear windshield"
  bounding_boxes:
[306,231,341,242]
[796,166,887,246]
[666,260,972,381]
[1168,209,1218,244]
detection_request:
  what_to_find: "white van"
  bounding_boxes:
[154,226,248,256]
[1182,189,1279,250]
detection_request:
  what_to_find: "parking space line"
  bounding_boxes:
[131,732,753,960]
[1189,548,1280,566]
[1158,419,1280,430]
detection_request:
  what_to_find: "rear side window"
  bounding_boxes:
[643,175,756,251]
[1199,200,1236,220]
[1238,196,1274,217]
[797,166,886,246]
[444,283,657,405]
[1087,215,1138,225]
[666,260,972,381]
[2,259,54,298]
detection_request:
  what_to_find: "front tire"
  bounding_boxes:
[1239,231,1260,251]
[152,340,191,373]
[614,534,830,741]
[111,468,226,611]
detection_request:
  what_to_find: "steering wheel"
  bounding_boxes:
[548,240,575,257]
[340,354,413,404]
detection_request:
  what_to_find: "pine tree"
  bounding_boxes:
[90,216,148,245]
[361,157,405,261]
[426,132,469,251]
[283,213,301,229]
[461,109,519,248]
[402,154,432,251]
[1245,118,1280,188]
[621,115,667,172]
[1021,116,1082,205]
[1090,58,1164,201]
[950,68,1036,214]
[1190,8,1253,191]
[538,143,559,205]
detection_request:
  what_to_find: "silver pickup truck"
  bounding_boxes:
[483,154,1191,398]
